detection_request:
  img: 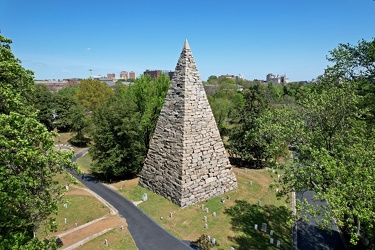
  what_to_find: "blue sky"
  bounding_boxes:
[1,0,374,82]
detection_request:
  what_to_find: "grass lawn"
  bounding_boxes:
[116,167,292,250]
[37,185,110,238]
[77,227,137,250]
[76,153,93,174]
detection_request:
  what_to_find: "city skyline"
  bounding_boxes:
[1,0,374,82]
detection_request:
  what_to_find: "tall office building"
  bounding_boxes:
[129,71,136,79]
[120,71,128,79]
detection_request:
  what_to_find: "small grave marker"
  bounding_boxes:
[231,247,235,250]
[212,238,216,245]
[261,223,267,232]
[270,238,274,244]
[204,223,208,229]
[64,218,67,224]
[207,235,210,242]
[170,212,173,218]
[276,240,281,247]
[205,207,209,213]
[65,185,69,191]
[250,180,252,185]
[141,193,148,201]
[204,216,207,222]
[270,230,274,236]
[254,224,258,230]
[258,200,261,206]
[104,239,108,246]
[212,212,216,217]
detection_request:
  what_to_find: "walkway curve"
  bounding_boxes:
[72,149,192,250]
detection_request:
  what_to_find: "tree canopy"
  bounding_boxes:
[0,34,79,249]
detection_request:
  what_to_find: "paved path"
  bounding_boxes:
[294,190,346,250]
[72,149,192,250]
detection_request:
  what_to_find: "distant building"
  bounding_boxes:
[129,71,136,79]
[266,73,289,85]
[120,71,128,79]
[107,73,115,79]
[35,80,75,92]
[144,70,174,80]
[220,74,236,79]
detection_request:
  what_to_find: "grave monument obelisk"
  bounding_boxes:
[139,40,237,208]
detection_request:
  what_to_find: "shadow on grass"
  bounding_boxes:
[229,157,265,169]
[225,200,292,250]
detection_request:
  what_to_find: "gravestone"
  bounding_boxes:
[139,40,237,208]
[212,212,216,217]
[250,180,252,185]
[141,193,147,201]
[270,238,274,244]
[170,212,173,218]
[204,216,207,222]
[258,200,261,206]
[270,230,274,236]
[204,223,208,229]
[254,224,258,230]
[207,235,210,242]
[64,218,67,224]
[261,223,267,232]
[276,240,281,247]
[205,207,209,213]
[212,238,216,245]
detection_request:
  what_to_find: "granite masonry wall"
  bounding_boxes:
[139,40,237,208]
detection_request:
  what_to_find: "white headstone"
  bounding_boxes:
[204,216,207,222]
[141,193,148,201]
[212,212,216,217]
[270,230,274,236]
[254,224,258,230]
[231,247,235,250]
[270,238,274,244]
[201,204,204,209]
[276,240,281,247]
[104,239,108,246]
[207,235,210,242]
[170,212,173,218]
[261,223,267,232]
[258,200,261,206]
[204,223,208,229]
[65,185,69,191]
[250,180,252,185]
[212,238,216,245]
[205,207,209,213]
[64,218,67,224]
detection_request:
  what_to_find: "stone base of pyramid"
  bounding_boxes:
[139,160,237,208]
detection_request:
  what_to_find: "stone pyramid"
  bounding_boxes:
[139,40,237,208]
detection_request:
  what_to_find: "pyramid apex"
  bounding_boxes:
[184,39,190,50]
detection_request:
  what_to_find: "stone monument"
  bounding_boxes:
[139,40,237,208]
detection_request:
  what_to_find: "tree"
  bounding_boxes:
[228,86,270,166]
[76,78,113,113]
[0,35,34,115]
[52,85,80,132]
[279,76,375,247]
[32,84,54,130]
[0,34,79,249]
[90,84,145,178]
[130,74,170,150]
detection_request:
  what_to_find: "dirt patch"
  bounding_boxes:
[59,215,127,248]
